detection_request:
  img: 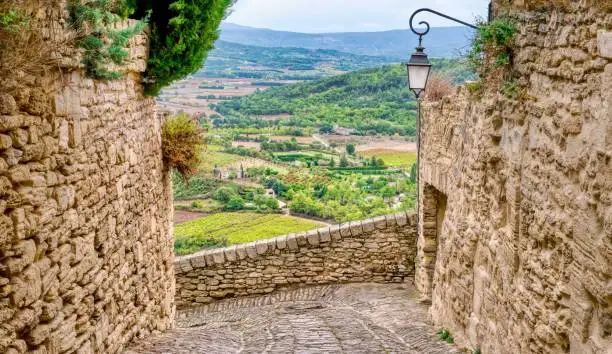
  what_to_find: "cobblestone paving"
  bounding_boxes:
[126,283,459,353]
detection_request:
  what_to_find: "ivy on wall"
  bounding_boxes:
[69,0,147,80]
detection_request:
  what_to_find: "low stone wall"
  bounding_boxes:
[174,212,417,308]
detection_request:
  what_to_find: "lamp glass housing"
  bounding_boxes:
[406,46,432,97]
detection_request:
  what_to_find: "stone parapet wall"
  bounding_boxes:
[417,2,610,353]
[0,3,174,353]
[174,212,417,309]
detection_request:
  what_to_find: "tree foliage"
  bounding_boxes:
[134,0,234,95]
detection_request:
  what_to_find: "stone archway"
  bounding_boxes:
[415,184,447,300]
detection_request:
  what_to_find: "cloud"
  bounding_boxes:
[226,0,489,33]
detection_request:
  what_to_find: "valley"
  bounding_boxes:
[161,23,474,257]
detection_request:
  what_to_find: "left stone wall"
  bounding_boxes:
[0,4,174,353]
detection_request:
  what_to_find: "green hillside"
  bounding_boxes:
[212,59,474,136]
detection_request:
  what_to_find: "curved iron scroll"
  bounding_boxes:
[409,8,478,46]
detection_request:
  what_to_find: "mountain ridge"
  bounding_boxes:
[219,22,475,58]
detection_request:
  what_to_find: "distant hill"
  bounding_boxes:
[219,23,474,59]
[212,60,475,136]
[197,41,399,80]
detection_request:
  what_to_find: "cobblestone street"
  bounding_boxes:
[126,283,458,353]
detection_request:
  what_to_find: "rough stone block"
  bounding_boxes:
[318,228,332,243]
[407,213,417,226]
[204,252,216,266]
[0,134,12,149]
[189,255,207,268]
[295,232,307,246]
[385,214,397,227]
[361,218,375,233]
[339,223,352,238]
[349,221,363,236]
[305,230,320,245]
[286,235,299,250]
[276,236,287,249]
[235,245,248,260]
[598,31,612,58]
[329,225,341,241]
[224,247,237,262]
[395,212,408,226]
[256,241,269,255]
[373,215,387,229]
[246,245,258,259]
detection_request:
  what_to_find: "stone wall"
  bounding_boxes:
[0,4,174,353]
[417,2,610,353]
[174,212,416,309]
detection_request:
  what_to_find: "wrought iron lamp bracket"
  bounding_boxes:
[409,8,479,46]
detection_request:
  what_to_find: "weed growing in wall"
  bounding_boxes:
[466,17,518,98]
[438,329,454,344]
[0,3,65,81]
[162,113,204,181]
[69,0,147,81]
[467,17,517,73]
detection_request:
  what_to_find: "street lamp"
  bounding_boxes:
[406,8,478,236]
[406,45,432,99]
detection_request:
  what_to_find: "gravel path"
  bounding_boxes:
[125,283,459,354]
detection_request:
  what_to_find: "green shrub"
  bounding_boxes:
[226,195,245,210]
[213,187,236,203]
[191,201,204,209]
[140,0,234,95]
[162,113,203,180]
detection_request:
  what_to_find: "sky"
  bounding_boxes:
[225,0,490,33]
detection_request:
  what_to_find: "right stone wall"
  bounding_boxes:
[417,2,611,353]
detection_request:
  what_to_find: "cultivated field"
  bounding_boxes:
[359,150,417,168]
[270,135,315,144]
[198,149,244,173]
[232,141,262,150]
[356,140,417,152]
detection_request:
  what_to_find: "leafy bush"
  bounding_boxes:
[140,0,234,95]
[162,113,203,180]
[226,195,245,210]
[253,194,279,211]
[213,187,236,203]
